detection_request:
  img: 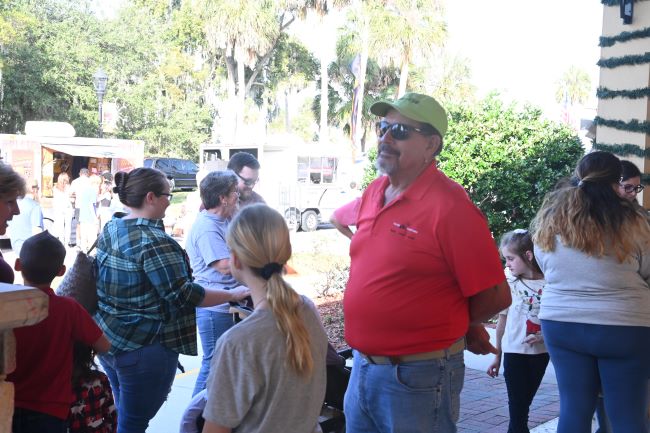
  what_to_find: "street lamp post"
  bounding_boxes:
[93,69,108,138]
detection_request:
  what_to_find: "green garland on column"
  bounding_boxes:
[599,27,650,47]
[594,142,650,158]
[597,86,650,99]
[597,52,650,68]
[594,116,650,133]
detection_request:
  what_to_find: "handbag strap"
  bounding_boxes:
[87,236,100,255]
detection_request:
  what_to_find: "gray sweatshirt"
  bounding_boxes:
[534,238,650,327]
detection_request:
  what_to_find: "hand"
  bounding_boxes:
[523,333,543,345]
[486,356,501,378]
[230,285,251,302]
[466,324,498,355]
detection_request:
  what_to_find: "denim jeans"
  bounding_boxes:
[503,352,550,433]
[192,308,235,396]
[344,349,465,433]
[12,407,67,433]
[542,319,650,433]
[98,342,178,433]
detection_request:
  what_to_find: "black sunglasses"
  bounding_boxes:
[235,172,259,187]
[620,183,644,194]
[375,121,435,141]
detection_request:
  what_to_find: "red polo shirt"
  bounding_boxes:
[344,165,505,355]
[8,287,103,420]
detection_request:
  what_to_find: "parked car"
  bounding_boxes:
[143,157,198,190]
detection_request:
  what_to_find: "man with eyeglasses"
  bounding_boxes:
[226,152,265,208]
[343,93,511,433]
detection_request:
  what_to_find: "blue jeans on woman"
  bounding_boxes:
[99,342,179,433]
[541,319,650,433]
[192,308,235,396]
[344,349,465,433]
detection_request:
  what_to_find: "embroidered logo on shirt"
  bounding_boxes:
[390,222,418,240]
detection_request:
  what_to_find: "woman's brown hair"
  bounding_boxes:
[532,151,650,261]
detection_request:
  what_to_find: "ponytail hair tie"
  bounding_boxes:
[260,262,283,280]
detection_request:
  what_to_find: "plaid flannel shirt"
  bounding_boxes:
[94,217,205,355]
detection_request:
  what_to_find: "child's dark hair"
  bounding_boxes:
[500,229,542,275]
[19,231,65,284]
[72,342,100,385]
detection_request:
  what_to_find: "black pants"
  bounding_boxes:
[12,407,67,433]
[503,352,550,433]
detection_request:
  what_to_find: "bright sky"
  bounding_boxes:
[445,0,603,118]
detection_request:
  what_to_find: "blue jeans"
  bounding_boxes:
[193,308,235,396]
[344,349,465,433]
[12,407,67,433]
[98,342,178,433]
[542,319,650,433]
[503,352,550,433]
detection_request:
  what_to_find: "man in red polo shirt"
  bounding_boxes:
[343,93,511,433]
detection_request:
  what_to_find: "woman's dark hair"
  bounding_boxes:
[620,160,642,182]
[200,170,238,209]
[113,167,168,208]
[532,151,650,261]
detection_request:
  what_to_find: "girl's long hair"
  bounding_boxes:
[71,342,99,385]
[532,151,650,261]
[226,204,313,377]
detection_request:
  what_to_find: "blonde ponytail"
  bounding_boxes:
[227,204,314,377]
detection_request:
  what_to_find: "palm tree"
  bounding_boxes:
[198,0,297,143]
[368,0,446,97]
[555,65,591,106]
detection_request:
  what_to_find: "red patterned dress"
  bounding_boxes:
[69,371,117,433]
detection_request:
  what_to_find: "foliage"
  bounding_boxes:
[554,65,591,106]
[362,96,584,241]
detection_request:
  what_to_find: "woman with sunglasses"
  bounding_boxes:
[618,159,644,201]
[95,167,249,433]
[185,170,249,396]
[531,151,650,433]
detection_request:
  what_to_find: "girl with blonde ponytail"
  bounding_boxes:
[202,204,328,433]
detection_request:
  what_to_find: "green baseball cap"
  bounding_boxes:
[370,93,448,137]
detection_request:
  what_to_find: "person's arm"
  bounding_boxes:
[465,280,511,355]
[329,213,354,240]
[92,333,111,354]
[209,259,231,275]
[202,420,231,433]
[199,285,250,307]
[468,279,511,324]
[486,313,507,377]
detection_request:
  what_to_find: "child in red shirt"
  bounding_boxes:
[8,231,111,433]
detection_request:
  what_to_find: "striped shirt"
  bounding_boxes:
[94,217,205,355]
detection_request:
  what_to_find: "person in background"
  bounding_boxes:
[8,232,110,433]
[70,168,98,251]
[617,159,643,202]
[487,229,548,433]
[532,151,650,433]
[343,92,510,432]
[185,170,249,396]
[201,204,328,433]
[8,187,44,256]
[97,180,114,232]
[94,167,249,433]
[0,161,25,283]
[53,172,75,246]
[226,152,265,208]
[68,342,117,433]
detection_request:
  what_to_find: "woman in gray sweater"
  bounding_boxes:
[531,151,650,433]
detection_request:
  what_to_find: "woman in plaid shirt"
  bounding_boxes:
[94,168,249,433]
